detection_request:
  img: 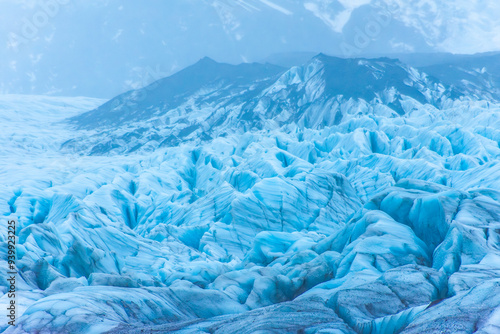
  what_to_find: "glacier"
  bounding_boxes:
[1,55,500,333]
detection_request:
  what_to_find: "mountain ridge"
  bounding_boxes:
[64,53,483,155]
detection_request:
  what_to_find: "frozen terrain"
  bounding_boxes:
[1,55,500,333]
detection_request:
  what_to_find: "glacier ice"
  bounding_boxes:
[1,56,500,333]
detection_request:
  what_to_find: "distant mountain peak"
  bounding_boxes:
[196,56,219,65]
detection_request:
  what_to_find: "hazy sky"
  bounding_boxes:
[1,0,499,98]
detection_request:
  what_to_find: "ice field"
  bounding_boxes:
[1,55,500,333]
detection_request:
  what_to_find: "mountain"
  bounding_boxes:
[415,53,500,102]
[1,0,499,97]
[70,58,286,129]
[64,54,471,155]
[263,52,500,102]
[2,54,500,333]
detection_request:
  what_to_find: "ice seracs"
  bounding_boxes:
[1,54,500,333]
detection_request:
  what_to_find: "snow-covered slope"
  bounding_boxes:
[1,56,500,333]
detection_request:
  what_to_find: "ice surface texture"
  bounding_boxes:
[1,55,500,333]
